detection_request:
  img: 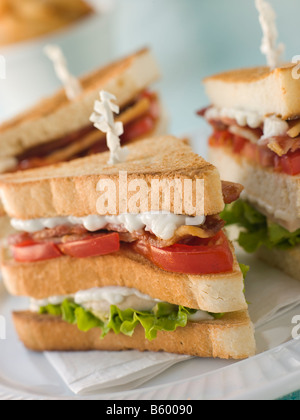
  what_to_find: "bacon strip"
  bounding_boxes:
[14,95,155,171]
[222,181,244,204]
[267,136,300,157]
[8,213,227,250]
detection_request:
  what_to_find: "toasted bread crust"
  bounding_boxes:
[0,48,160,158]
[1,241,247,314]
[12,310,256,359]
[203,64,296,84]
[0,137,225,218]
[204,63,300,120]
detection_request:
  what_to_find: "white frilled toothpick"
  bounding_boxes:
[255,0,285,70]
[44,45,82,101]
[90,91,129,165]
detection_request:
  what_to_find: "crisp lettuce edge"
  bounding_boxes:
[40,301,227,341]
[221,200,300,253]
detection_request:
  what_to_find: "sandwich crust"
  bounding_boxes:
[12,310,256,359]
[1,241,247,314]
[203,64,296,84]
[204,63,300,120]
[0,137,225,218]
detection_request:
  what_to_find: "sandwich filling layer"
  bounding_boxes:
[31,286,219,342]
[7,180,244,275]
[8,211,235,275]
[199,106,300,176]
[3,91,160,174]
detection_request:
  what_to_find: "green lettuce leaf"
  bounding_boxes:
[39,304,62,317]
[209,312,225,320]
[239,263,250,280]
[40,300,206,342]
[221,200,300,253]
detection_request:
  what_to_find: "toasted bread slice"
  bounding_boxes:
[1,241,247,314]
[208,146,300,232]
[12,310,256,359]
[204,64,300,120]
[0,48,160,159]
[0,137,225,219]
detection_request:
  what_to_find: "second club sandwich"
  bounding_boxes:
[0,48,164,174]
[199,63,300,281]
[0,48,166,236]
[0,136,255,359]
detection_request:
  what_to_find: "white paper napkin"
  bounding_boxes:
[44,245,300,396]
[45,351,190,395]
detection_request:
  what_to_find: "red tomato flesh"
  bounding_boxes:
[121,116,154,143]
[12,233,120,262]
[233,135,247,154]
[210,129,300,176]
[12,242,62,263]
[132,231,234,275]
[11,229,233,275]
[279,150,300,175]
[59,233,120,258]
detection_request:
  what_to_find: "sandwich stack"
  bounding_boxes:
[0,48,167,236]
[199,63,300,281]
[0,136,256,360]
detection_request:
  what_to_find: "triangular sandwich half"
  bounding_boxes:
[0,136,256,359]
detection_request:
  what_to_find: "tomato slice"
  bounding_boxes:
[121,116,154,143]
[278,150,300,175]
[139,91,160,119]
[58,233,120,258]
[209,128,300,176]
[233,135,247,154]
[132,231,234,275]
[211,130,233,147]
[11,233,120,262]
[12,242,62,263]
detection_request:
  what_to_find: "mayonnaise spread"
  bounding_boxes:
[30,286,214,321]
[205,107,289,142]
[11,213,206,241]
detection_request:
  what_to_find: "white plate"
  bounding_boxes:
[1,263,300,401]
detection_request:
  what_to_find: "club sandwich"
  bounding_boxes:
[199,63,300,281]
[0,136,256,359]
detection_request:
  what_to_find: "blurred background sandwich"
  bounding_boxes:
[0,0,93,46]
